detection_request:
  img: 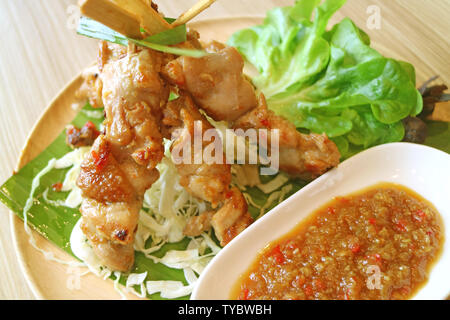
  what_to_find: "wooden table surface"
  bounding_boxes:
[0,0,448,300]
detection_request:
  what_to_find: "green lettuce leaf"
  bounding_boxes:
[228,0,423,158]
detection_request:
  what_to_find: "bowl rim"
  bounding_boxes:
[191,142,450,300]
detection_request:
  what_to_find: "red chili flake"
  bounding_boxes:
[370,254,382,265]
[426,230,434,236]
[305,162,319,173]
[368,218,377,225]
[327,206,336,215]
[260,118,270,128]
[336,196,350,204]
[350,243,361,254]
[395,219,407,232]
[304,285,313,297]
[399,286,410,296]
[296,276,306,287]
[52,183,63,192]
[91,146,109,171]
[343,288,351,300]
[92,150,99,162]
[66,127,76,135]
[270,244,285,264]
[286,240,298,251]
[225,190,234,199]
[413,209,426,223]
[82,121,100,139]
[84,121,96,130]
[313,279,325,291]
[135,148,150,163]
[241,288,250,300]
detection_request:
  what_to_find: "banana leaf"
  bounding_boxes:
[0,102,306,299]
[77,16,207,58]
[1,100,449,299]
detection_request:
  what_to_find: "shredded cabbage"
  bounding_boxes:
[80,109,104,119]
[66,139,220,299]
[22,158,85,267]
[125,272,148,298]
[146,280,194,299]
[231,165,261,190]
[49,133,294,299]
[256,173,290,194]
[70,219,111,278]
[40,146,90,209]
[257,184,293,219]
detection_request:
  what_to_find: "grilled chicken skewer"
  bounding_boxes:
[77,43,168,271]
[162,92,253,245]
[234,94,341,179]
[162,43,341,179]
[76,0,340,270]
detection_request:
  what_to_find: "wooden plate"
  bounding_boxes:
[10,16,450,300]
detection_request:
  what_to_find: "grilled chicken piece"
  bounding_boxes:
[77,136,144,271]
[66,121,100,148]
[162,46,257,122]
[163,93,231,208]
[102,48,167,148]
[211,187,253,246]
[76,32,339,269]
[183,210,214,237]
[78,136,136,204]
[77,41,128,109]
[98,41,128,72]
[162,93,253,244]
[77,46,167,271]
[234,94,341,179]
[162,44,340,179]
[78,69,104,109]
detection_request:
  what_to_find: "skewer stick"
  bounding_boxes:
[172,0,217,27]
[111,0,172,34]
[79,0,171,38]
[79,0,143,38]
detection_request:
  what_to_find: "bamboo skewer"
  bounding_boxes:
[172,0,217,27]
[79,0,171,38]
[111,0,172,35]
[80,0,217,38]
[79,0,143,38]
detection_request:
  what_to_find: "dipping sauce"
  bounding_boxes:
[232,183,444,300]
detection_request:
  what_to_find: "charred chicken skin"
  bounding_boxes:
[77,44,166,271]
[162,92,253,245]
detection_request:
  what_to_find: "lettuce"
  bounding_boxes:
[228,0,422,158]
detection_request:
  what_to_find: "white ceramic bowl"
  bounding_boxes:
[191,143,450,300]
